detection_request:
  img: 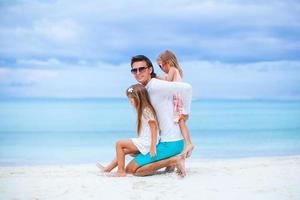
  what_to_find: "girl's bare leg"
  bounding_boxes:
[179,118,194,158]
[96,149,138,173]
[109,139,139,177]
[96,159,117,172]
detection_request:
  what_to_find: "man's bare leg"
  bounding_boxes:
[125,159,140,174]
[165,165,176,173]
[133,155,186,177]
[175,155,186,177]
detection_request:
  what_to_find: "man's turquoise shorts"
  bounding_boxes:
[134,139,184,167]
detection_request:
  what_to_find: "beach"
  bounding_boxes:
[1,0,300,199]
[1,99,299,199]
[1,156,300,200]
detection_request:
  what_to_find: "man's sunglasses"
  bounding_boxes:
[131,66,148,74]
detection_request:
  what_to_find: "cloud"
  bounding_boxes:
[0,59,300,99]
[8,81,36,87]
[0,61,135,98]
[17,58,63,67]
[182,60,300,99]
[32,18,81,42]
[0,0,299,62]
[0,0,299,99]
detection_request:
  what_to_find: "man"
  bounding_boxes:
[125,55,192,177]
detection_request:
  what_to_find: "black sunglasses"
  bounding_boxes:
[131,66,148,74]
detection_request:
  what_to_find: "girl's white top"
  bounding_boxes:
[131,108,159,155]
[173,68,182,82]
[145,78,192,142]
[165,68,182,82]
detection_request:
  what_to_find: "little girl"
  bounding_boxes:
[157,50,194,158]
[97,84,159,177]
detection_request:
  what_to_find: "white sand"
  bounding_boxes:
[1,156,300,200]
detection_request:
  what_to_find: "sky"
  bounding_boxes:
[0,0,300,99]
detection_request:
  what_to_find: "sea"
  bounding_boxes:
[0,98,300,166]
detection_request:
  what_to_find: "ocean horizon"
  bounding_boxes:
[0,98,300,166]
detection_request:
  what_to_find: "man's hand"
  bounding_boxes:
[179,114,189,122]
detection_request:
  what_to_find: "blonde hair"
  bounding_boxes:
[157,50,183,78]
[126,84,157,135]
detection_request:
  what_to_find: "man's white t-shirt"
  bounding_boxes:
[145,78,192,142]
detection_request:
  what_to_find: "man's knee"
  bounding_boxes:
[125,165,134,174]
[125,160,139,174]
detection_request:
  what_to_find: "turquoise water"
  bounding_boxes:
[0,99,300,166]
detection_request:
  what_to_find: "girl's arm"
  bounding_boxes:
[155,75,165,80]
[156,68,176,81]
[148,120,158,157]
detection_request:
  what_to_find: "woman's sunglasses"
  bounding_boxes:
[131,66,148,74]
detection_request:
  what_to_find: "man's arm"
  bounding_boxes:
[153,79,192,115]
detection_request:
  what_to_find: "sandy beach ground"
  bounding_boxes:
[1,156,300,200]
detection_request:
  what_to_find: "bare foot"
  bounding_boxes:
[184,144,195,158]
[96,161,109,172]
[176,156,186,177]
[106,171,126,177]
[165,165,176,173]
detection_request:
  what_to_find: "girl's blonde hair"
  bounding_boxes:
[126,84,157,135]
[157,50,183,78]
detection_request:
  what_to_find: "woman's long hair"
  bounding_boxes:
[126,84,157,135]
